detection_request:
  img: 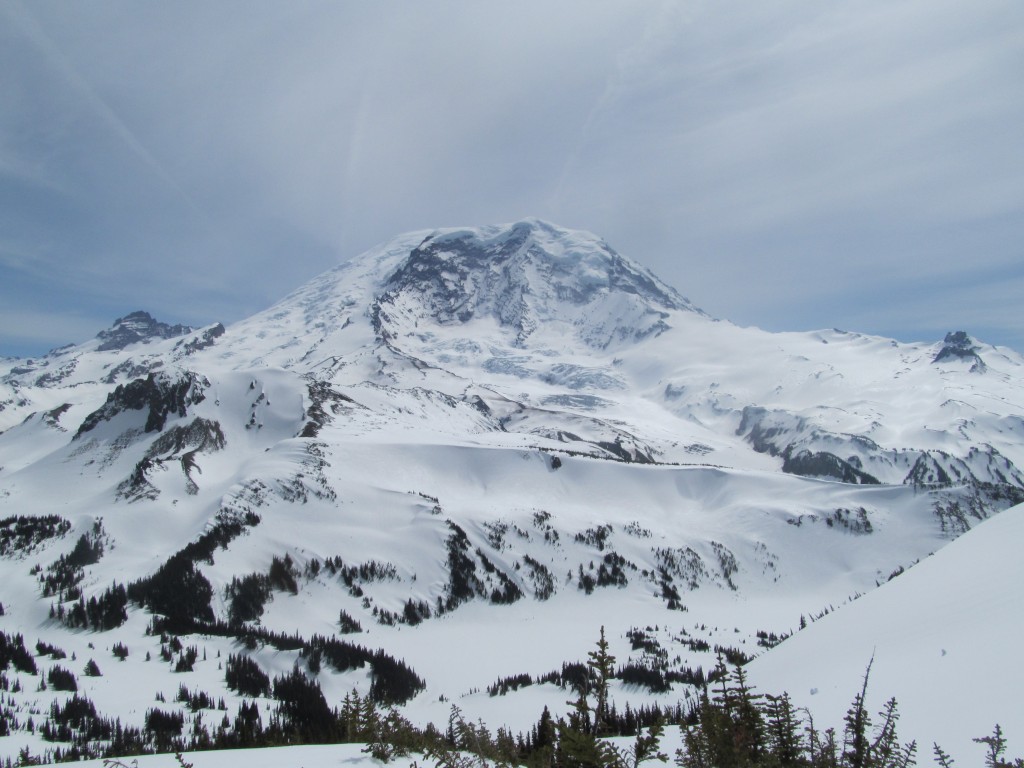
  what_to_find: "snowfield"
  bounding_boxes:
[747,501,1024,766]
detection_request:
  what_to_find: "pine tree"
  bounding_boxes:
[587,626,616,736]
[677,686,720,768]
[679,654,763,768]
[803,710,839,768]
[842,660,873,768]
[972,725,1023,768]
[869,698,906,768]
[523,706,557,768]
[627,717,669,768]
[725,664,765,765]
[558,692,604,768]
[763,692,804,768]
[932,743,956,768]
[340,689,361,742]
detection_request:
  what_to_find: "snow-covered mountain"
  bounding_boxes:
[0,219,1022,762]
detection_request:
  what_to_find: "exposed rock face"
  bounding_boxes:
[373,219,698,349]
[782,449,880,484]
[174,323,226,358]
[117,417,227,501]
[933,331,986,371]
[75,371,207,437]
[145,417,226,458]
[96,311,193,352]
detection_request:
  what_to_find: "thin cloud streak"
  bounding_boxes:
[2,0,202,218]
[0,0,1022,355]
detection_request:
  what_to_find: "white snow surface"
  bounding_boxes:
[747,501,1024,766]
[0,219,1020,764]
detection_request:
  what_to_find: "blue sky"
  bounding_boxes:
[2,0,1023,357]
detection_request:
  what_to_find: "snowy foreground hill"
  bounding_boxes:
[0,219,1022,764]
[747,499,1024,764]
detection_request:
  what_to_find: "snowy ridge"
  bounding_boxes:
[0,219,1021,761]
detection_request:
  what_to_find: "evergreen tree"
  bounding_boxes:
[842,662,873,768]
[529,706,558,768]
[588,626,616,737]
[971,724,1023,768]
[932,743,956,768]
[558,690,605,768]
[724,664,765,765]
[626,717,669,768]
[763,692,805,768]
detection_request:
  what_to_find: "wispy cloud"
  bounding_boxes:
[1,0,1021,354]
[2,0,201,215]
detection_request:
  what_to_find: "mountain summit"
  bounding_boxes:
[219,218,704,373]
[95,310,193,351]
[373,219,700,349]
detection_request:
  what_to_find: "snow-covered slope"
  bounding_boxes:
[0,219,1022,762]
[747,501,1024,765]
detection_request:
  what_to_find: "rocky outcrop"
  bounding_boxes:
[782,449,880,484]
[373,219,697,349]
[933,331,985,372]
[75,371,207,437]
[174,323,226,358]
[95,311,193,352]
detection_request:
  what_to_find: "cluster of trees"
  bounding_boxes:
[321,556,399,594]
[224,573,273,625]
[363,629,1019,768]
[176,685,226,713]
[675,657,1021,768]
[224,654,270,698]
[522,555,556,600]
[39,694,134,756]
[339,609,364,634]
[0,632,37,674]
[26,661,411,761]
[0,514,70,557]
[35,640,66,659]
[578,552,636,594]
[304,634,425,705]
[46,665,78,692]
[224,553,326,626]
[126,513,258,630]
[445,522,488,611]
[54,583,128,631]
[575,524,614,551]
[477,547,525,605]
[678,659,915,768]
[617,660,707,694]
[371,631,1019,768]
[128,552,215,628]
[5,625,1020,768]
[40,529,105,600]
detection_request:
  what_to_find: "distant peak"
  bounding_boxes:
[386,219,692,310]
[933,330,986,372]
[942,330,972,348]
[372,219,700,349]
[96,311,193,352]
